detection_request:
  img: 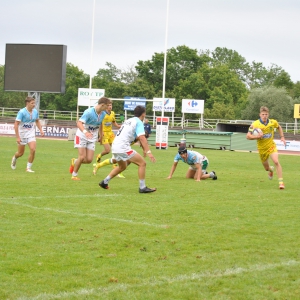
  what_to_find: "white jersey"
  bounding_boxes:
[112,117,145,153]
[16,107,39,138]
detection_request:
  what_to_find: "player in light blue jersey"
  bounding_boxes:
[167,145,217,181]
[11,97,44,172]
[69,97,111,180]
[99,105,156,193]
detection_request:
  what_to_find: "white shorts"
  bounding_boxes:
[188,158,209,173]
[74,135,96,151]
[112,149,137,161]
[20,136,36,145]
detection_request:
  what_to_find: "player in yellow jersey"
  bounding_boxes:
[246,106,286,189]
[93,103,125,178]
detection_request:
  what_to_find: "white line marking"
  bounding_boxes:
[0,198,168,228]
[0,194,121,200]
[16,260,299,300]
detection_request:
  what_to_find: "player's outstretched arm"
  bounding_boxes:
[167,162,178,179]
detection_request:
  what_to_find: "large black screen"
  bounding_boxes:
[4,44,67,93]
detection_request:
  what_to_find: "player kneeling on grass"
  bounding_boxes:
[99,105,156,193]
[167,146,217,181]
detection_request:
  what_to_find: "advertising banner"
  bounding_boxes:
[123,97,146,111]
[156,117,169,149]
[182,99,204,114]
[77,88,105,107]
[0,123,15,135]
[294,104,300,118]
[153,98,175,112]
[275,139,300,152]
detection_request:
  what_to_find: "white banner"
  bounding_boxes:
[182,99,204,114]
[275,139,300,151]
[77,88,105,107]
[0,123,15,134]
[153,98,175,112]
[155,117,169,149]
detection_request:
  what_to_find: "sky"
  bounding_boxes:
[1,0,300,82]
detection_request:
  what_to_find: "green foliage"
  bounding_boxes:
[1,45,300,121]
[136,45,209,94]
[273,71,294,90]
[241,86,294,122]
[204,101,235,119]
[210,47,250,84]
[1,137,300,299]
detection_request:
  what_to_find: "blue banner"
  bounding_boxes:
[123,97,146,111]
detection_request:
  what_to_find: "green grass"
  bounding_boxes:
[0,136,299,300]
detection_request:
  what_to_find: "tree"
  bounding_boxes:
[241,86,294,122]
[95,62,122,82]
[290,81,300,99]
[136,45,210,94]
[210,47,250,85]
[204,102,235,119]
[273,71,294,90]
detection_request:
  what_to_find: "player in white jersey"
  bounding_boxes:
[99,105,156,193]
[69,97,111,180]
[11,97,44,172]
[167,145,217,181]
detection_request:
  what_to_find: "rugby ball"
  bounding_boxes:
[252,128,263,136]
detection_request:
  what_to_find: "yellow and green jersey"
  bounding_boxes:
[249,118,279,161]
[102,111,116,132]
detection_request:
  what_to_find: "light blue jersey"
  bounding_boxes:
[79,107,107,131]
[112,117,145,153]
[16,107,39,138]
[174,150,208,170]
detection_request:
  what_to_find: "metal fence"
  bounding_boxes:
[1,107,299,133]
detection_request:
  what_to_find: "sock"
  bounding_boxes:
[139,179,146,189]
[96,153,102,163]
[27,162,32,169]
[72,172,78,177]
[209,171,215,178]
[99,159,112,168]
[104,176,111,184]
[278,178,284,184]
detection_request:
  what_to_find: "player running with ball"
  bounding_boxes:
[246,106,286,189]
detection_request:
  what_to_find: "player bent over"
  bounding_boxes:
[167,146,217,181]
[246,106,286,189]
[69,97,111,180]
[99,105,156,193]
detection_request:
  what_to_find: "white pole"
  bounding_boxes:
[162,0,170,104]
[159,0,170,149]
[88,0,96,107]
